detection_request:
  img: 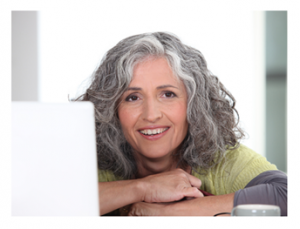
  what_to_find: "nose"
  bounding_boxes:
[142,98,162,123]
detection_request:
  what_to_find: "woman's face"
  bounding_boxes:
[118,57,188,161]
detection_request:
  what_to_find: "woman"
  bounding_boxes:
[76,32,287,216]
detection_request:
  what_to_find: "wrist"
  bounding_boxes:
[160,202,175,215]
[134,178,148,202]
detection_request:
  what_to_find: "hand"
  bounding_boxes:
[140,168,203,203]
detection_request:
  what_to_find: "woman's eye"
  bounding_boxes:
[125,95,139,102]
[163,92,176,98]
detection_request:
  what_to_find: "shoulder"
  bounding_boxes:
[225,144,278,192]
[192,144,278,195]
[222,144,272,169]
[98,169,124,182]
[222,144,277,174]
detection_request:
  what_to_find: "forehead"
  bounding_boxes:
[130,57,180,86]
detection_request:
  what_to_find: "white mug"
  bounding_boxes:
[231,204,281,216]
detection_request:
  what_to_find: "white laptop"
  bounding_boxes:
[12,102,99,216]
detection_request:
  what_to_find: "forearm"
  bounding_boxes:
[162,193,234,216]
[99,180,144,215]
[100,169,203,216]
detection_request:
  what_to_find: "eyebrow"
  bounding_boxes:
[126,84,179,91]
[157,84,179,90]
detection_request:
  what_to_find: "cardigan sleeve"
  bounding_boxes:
[233,170,287,216]
[98,169,124,182]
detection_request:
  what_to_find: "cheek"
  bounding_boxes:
[177,110,188,132]
[118,107,139,134]
[175,109,188,142]
[166,102,188,131]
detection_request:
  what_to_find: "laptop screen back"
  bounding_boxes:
[12,102,99,216]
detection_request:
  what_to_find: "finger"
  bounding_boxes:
[182,187,204,198]
[127,206,139,216]
[186,173,202,188]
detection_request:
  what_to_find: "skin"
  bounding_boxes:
[98,57,234,216]
[118,57,189,177]
[127,193,235,216]
[99,168,203,215]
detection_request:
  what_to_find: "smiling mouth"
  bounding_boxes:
[138,127,169,136]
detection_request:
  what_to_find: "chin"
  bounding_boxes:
[139,147,174,159]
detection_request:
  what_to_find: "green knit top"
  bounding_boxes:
[98,144,277,196]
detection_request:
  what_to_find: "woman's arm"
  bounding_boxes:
[99,180,144,215]
[128,193,235,216]
[127,170,287,216]
[99,168,203,215]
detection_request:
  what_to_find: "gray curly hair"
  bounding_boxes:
[76,32,244,179]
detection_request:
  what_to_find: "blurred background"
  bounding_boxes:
[11,9,287,173]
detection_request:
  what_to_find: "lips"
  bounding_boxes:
[139,127,169,135]
[137,126,170,140]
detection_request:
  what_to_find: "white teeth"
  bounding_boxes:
[139,128,168,136]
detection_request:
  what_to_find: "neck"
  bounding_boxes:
[135,158,176,179]
[133,152,189,179]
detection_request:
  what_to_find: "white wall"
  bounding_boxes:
[38,6,265,155]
